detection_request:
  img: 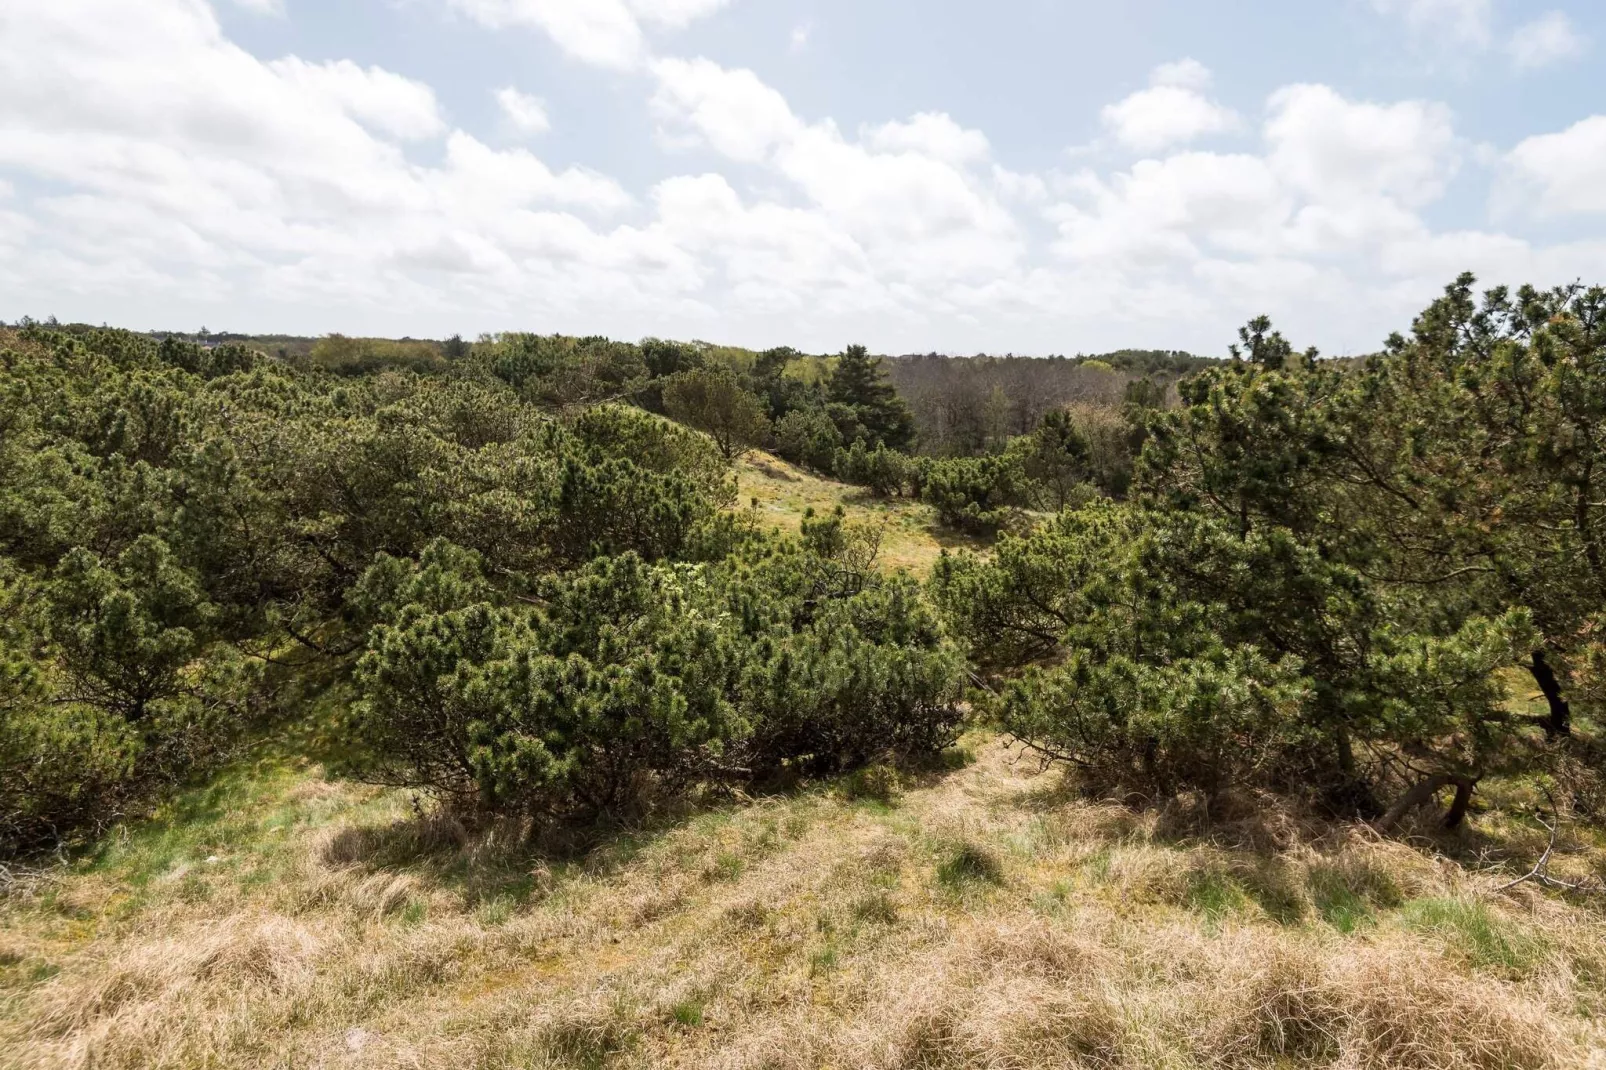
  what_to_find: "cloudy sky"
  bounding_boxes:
[1,1,1602,355]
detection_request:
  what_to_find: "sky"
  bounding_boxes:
[1,1,1603,356]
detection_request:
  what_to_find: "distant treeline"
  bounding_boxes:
[885,350,1216,457]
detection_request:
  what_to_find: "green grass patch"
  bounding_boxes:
[841,764,902,804]
[810,943,840,973]
[1081,847,1113,884]
[1182,866,1247,925]
[734,450,987,573]
[1313,882,1373,933]
[476,895,516,926]
[936,841,1005,890]
[1236,861,1306,925]
[706,851,745,883]
[1400,897,1548,972]
[669,997,705,1028]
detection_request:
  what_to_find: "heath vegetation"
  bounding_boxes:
[3,274,1606,1068]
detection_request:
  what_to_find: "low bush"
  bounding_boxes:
[345,548,747,822]
[740,576,967,777]
[771,407,843,472]
[921,453,1028,533]
[0,560,253,856]
[831,439,920,498]
[343,533,967,823]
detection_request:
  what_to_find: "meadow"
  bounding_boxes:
[6,731,1603,1068]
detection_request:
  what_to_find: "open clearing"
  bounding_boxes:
[4,736,1604,1069]
[736,450,985,572]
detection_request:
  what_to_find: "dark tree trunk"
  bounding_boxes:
[1529,649,1571,739]
[1376,775,1451,833]
[1335,727,1357,777]
[1377,774,1478,832]
[1442,777,1475,829]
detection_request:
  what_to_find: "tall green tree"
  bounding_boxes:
[827,344,915,451]
[662,366,771,461]
[1348,276,1606,739]
[1013,409,1092,511]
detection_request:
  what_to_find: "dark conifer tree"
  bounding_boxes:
[827,344,915,451]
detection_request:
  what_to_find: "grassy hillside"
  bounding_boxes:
[3,737,1603,1068]
[736,450,985,572]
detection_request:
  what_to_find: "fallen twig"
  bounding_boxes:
[1492,793,1603,895]
[0,860,55,899]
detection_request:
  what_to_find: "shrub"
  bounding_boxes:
[999,647,1312,801]
[1068,401,1139,498]
[305,334,446,377]
[1011,409,1092,511]
[551,454,720,566]
[481,333,647,408]
[0,561,252,856]
[921,453,1027,533]
[832,440,918,497]
[346,551,747,822]
[49,537,214,723]
[741,575,967,777]
[571,403,731,502]
[942,324,1554,818]
[771,407,842,472]
[0,638,142,856]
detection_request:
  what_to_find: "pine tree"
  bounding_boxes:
[827,345,915,451]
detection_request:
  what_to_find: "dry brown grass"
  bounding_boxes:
[3,741,1605,1069]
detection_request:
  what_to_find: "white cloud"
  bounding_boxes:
[1049,153,1288,266]
[1150,58,1212,92]
[863,113,990,167]
[227,0,284,14]
[1370,0,1492,49]
[432,132,632,215]
[0,0,659,329]
[1507,11,1586,70]
[1504,116,1606,215]
[1101,61,1240,153]
[1,0,1601,357]
[1264,85,1458,209]
[448,0,646,68]
[651,174,883,315]
[626,0,732,28]
[446,0,732,69]
[650,58,801,162]
[495,86,551,135]
[790,21,812,53]
[649,58,1022,295]
[268,58,446,141]
[1042,82,1486,348]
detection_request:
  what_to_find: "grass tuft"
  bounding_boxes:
[841,764,902,804]
[1182,864,1247,924]
[668,998,705,1028]
[936,840,1005,890]
[1401,897,1549,973]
